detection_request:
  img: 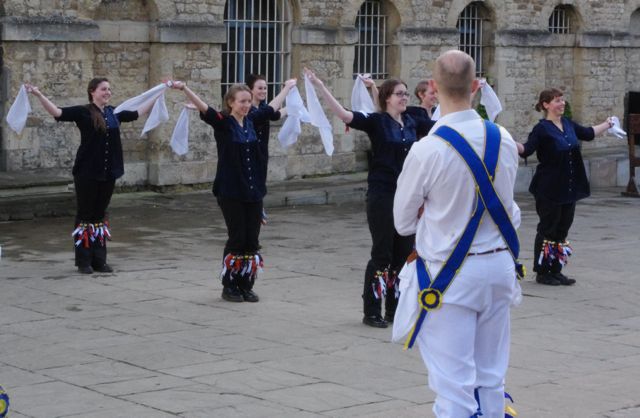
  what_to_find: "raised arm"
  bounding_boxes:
[267,78,297,111]
[25,83,62,118]
[362,75,380,110]
[592,117,613,137]
[303,67,354,124]
[169,81,209,113]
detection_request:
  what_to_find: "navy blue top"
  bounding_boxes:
[404,105,435,126]
[56,105,138,180]
[521,117,595,203]
[200,105,276,201]
[348,111,434,195]
[249,101,281,179]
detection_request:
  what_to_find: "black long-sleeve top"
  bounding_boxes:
[348,111,434,195]
[56,105,138,180]
[200,105,276,201]
[521,117,595,203]
[249,101,281,180]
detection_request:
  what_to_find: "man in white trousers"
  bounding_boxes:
[393,50,522,418]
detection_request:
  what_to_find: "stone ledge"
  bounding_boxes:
[0,17,99,42]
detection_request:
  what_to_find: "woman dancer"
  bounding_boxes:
[26,78,148,274]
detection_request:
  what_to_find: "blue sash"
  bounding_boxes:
[404,120,523,350]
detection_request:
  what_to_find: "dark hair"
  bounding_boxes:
[223,84,252,114]
[246,74,266,90]
[535,88,564,113]
[86,77,109,133]
[378,78,407,112]
[414,80,429,100]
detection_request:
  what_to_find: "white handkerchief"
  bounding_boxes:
[351,75,376,115]
[6,85,32,134]
[479,80,502,122]
[114,83,169,137]
[304,75,334,156]
[170,107,190,155]
[278,86,311,148]
[608,116,627,139]
[141,92,169,137]
[431,104,441,121]
[114,83,167,113]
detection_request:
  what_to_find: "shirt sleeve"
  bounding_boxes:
[200,106,227,129]
[55,105,87,123]
[269,110,282,121]
[393,144,438,236]
[116,110,139,123]
[570,119,595,142]
[346,111,376,134]
[521,123,543,158]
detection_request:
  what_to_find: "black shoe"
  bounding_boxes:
[535,273,560,286]
[93,263,113,273]
[362,315,388,328]
[78,265,93,274]
[240,289,260,302]
[553,272,576,286]
[384,313,394,323]
[221,287,244,302]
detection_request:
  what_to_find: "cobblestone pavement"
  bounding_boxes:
[1,188,639,417]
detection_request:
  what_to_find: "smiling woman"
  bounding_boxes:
[168,78,296,303]
[25,78,149,274]
[304,67,434,328]
[518,87,613,286]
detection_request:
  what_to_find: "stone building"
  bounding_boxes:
[1,0,639,188]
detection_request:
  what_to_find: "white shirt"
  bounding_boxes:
[393,109,521,263]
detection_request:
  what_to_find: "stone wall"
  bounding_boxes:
[1,0,639,186]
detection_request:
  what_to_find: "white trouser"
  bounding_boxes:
[414,251,519,418]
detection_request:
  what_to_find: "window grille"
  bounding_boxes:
[222,0,291,100]
[549,6,571,34]
[457,2,484,77]
[353,0,387,79]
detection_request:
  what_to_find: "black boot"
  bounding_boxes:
[92,222,113,272]
[73,222,93,274]
[362,261,388,328]
[384,270,399,323]
[237,253,261,302]
[220,255,244,302]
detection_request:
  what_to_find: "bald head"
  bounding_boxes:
[433,50,476,101]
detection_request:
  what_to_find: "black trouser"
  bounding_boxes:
[363,192,415,318]
[73,177,115,269]
[533,196,576,274]
[217,197,263,290]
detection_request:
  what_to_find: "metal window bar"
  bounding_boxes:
[549,6,570,34]
[353,0,387,79]
[222,0,291,101]
[457,3,484,77]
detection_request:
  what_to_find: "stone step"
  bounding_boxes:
[1,146,637,221]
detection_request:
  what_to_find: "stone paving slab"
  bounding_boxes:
[0,188,639,417]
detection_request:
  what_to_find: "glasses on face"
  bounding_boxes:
[393,92,411,98]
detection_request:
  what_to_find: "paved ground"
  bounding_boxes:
[1,187,639,417]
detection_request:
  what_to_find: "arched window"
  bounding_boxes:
[222,0,291,100]
[353,0,388,79]
[457,2,490,77]
[631,8,640,35]
[549,5,572,34]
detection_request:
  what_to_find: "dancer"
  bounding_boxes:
[516,88,613,286]
[169,79,295,302]
[393,50,522,417]
[405,79,438,121]
[247,74,296,223]
[26,78,149,274]
[305,68,433,328]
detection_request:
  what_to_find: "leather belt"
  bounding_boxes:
[467,247,508,256]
